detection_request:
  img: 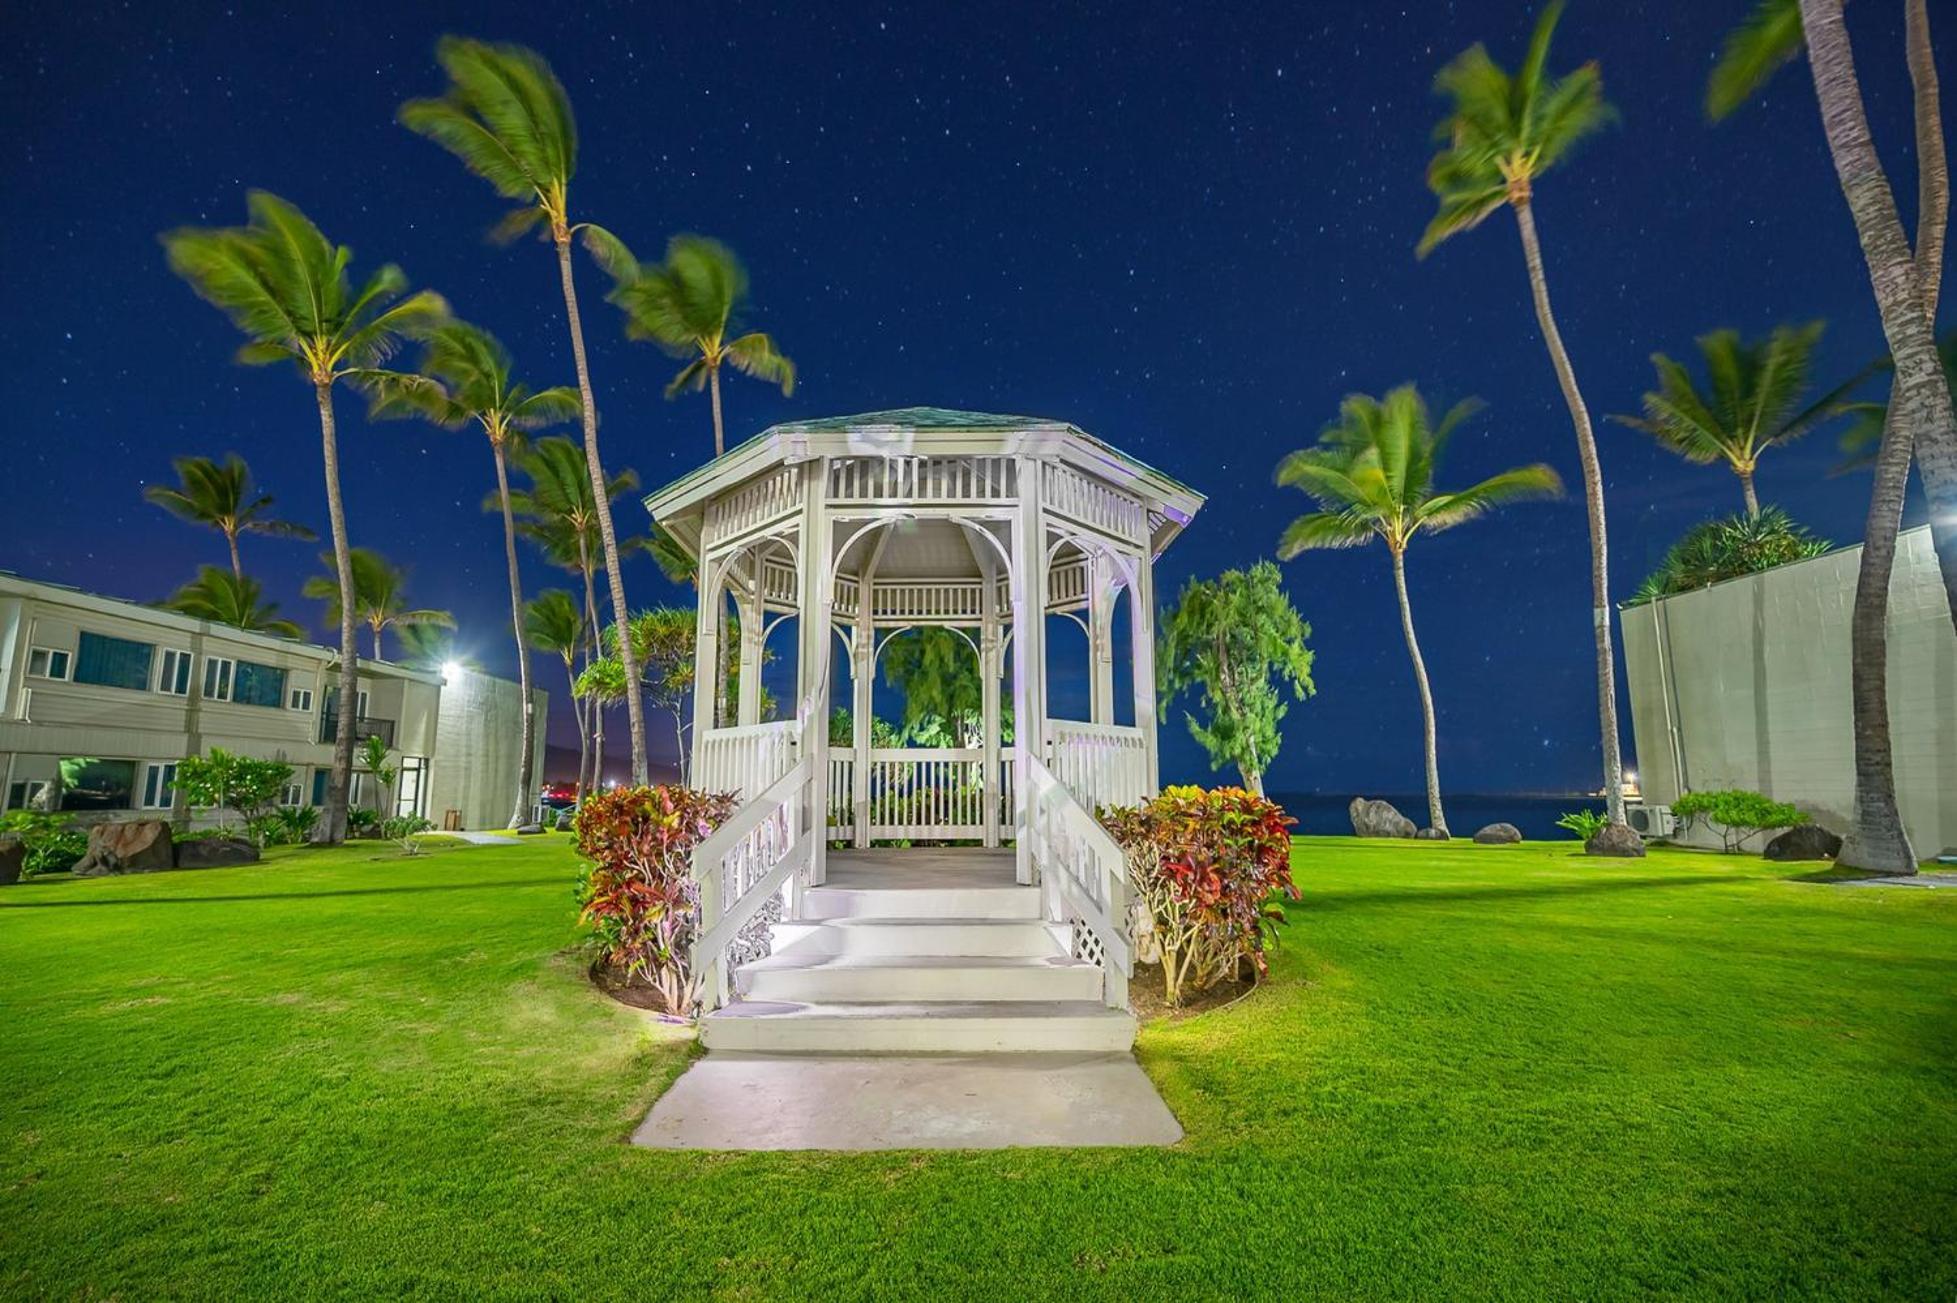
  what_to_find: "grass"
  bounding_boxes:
[3,834,1953,1299]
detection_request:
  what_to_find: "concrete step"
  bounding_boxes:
[770,917,1069,959]
[735,953,1106,1004]
[801,883,1041,921]
[700,1000,1137,1053]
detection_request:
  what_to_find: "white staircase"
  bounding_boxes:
[699,858,1136,1053]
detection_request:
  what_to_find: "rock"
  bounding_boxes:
[1763,824,1843,862]
[1349,797,1417,839]
[0,836,23,885]
[1473,822,1523,845]
[71,819,176,876]
[553,809,576,832]
[1584,822,1647,858]
[514,823,546,836]
[174,836,260,869]
[1414,826,1450,841]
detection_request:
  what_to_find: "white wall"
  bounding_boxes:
[426,666,549,831]
[1622,526,1956,857]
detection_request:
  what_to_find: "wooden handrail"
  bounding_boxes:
[1023,753,1132,1007]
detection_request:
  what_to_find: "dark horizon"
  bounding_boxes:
[3,1,1939,795]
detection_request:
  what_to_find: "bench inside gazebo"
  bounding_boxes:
[642,408,1203,1053]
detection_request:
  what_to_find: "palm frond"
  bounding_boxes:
[1417,464,1564,532]
[577,223,638,282]
[1276,512,1379,558]
[1707,0,1804,120]
[724,332,795,394]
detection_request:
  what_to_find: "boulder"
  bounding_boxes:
[1474,822,1523,845]
[174,836,260,869]
[71,819,176,876]
[1585,822,1647,858]
[553,809,576,832]
[1349,797,1417,839]
[0,836,23,886]
[1763,824,1843,862]
[1414,826,1450,841]
[514,823,546,836]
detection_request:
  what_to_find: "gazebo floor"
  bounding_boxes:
[820,846,1018,891]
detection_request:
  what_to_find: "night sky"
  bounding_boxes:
[1,2,1937,795]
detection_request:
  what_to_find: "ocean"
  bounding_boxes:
[1269,792,1608,842]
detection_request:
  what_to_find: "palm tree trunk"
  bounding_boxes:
[1800,0,1957,627]
[1829,0,1947,875]
[1511,196,1626,827]
[312,381,359,846]
[565,655,588,804]
[1738,468,1760,518]
[1391,548,1448,835]
[554,232,649,784]
[492,438,536,827]
[579,540,603,796]
[709,362,726,458]
[371,624,383,661]
[225,529,243,580]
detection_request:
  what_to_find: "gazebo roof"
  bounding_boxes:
[642,407,1204,559]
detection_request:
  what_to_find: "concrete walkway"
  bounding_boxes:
[633,1052,1183,1150]
[445,831,520,847]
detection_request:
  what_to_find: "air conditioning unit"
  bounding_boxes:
[1626,802,1677,838]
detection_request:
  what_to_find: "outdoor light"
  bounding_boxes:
[441,660,462,681]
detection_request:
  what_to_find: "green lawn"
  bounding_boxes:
[3,835,1953,1299]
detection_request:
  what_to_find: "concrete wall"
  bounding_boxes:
[426,665,549,831]
[1621,526,1956,857]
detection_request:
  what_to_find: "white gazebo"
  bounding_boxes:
[643,408,1203,1049]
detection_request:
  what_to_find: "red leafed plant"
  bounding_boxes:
[573,785,738,1016]
[1101,785,1298,1007]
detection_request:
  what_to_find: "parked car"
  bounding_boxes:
[538,782,579,811]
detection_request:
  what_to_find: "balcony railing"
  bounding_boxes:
[320,712,395,748]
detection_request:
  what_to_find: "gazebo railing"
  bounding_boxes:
[826,750,1014,843]
[1045,720,1150,813]
[1023,754,1131,1008]
[696,719,801,800]
[691,756,814,1012]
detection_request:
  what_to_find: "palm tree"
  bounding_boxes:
[1838,334,1957,471]
[1276,386,1562,835]
[1612,322,1860,517]
[506,437,639,796]
[394,623,473,674]
[363,321,579,827]
[143,454,316,577]
[303,547,454,661]
[161,191,447,843]
[1419,2,1627,829]
[401,37,650,784]
[163,566,305,639]
[525,589,590,802]
[1709,0,1950,875]
[610,235,796,458]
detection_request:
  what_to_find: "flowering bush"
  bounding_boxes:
[573,785,738,1016]
[1101,785,1298,1007]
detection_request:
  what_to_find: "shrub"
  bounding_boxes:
[1556,809,1608,841]
[573,785,739,1016]
[346,806,381,837]
[0,811,88,876]
[381,813,435,856]
[1672,789,1807,853]
[1101,785,1298,1007]
[259,805,319,846]
[173,748,293,844]
[1630,507,1831,603]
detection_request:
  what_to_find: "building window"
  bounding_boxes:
[234,660,286,709]
[7,780,50,811]
[203,657,235,702]
[395,756,427,818]
[311,769,328,807]
[157,648,193,696]
[27,647,72,681]
[289,687,314,713]
[140,762,179,810]
[280,781,304,808]
[57,757,136,811]
[74,633,154,691]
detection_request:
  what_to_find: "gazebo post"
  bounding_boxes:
[851,620,873,849]
[1131,550,1160,796]
[1088,552,1116,725]
[797,471,832,886]
[1010,457,1047,886]
[978,549,1003,849]
[690,553,721,787]
[735,573,763,727]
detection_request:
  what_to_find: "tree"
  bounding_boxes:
[879,628,1012,747]
[143,454,315,577]
[1157,562,1316,796]
[526,589,591,801]
[402,37,650,783]
[173,748,293,844]
[394,623,473,674]
[364,320,579,828]
[1631,507,1832,602]
[610,235,796,458]
[1276,385,1562,834]
[163,566,305,639]
[507,436,639,797]
[359,733,397,814]
[621,608,699,782]
[1837,333,1956,471]
[1419,2,1629,826]
[1611,322,1862,516]
[161,191,447,843]
[1709,0,1951,875]
[303,547,454,660]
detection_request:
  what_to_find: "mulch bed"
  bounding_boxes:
[588,963,692,1023]
[1128,962,1261,1022]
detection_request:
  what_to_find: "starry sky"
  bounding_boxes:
[0,1,1939,795]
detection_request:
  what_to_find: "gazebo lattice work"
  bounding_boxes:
[642,408,1203,1020]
